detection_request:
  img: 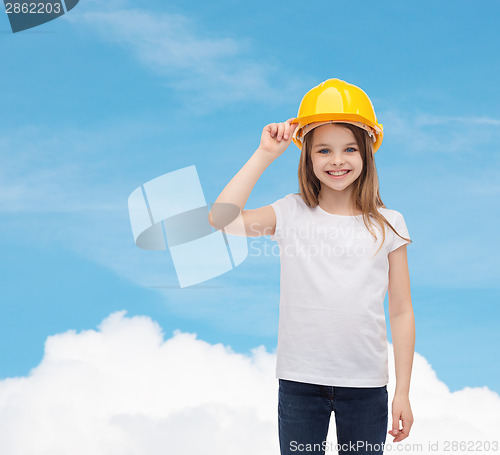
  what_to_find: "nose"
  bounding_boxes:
[329,151,345,166]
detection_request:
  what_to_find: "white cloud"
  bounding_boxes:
[64,6,305,111]
[380,108,500,158]
[0,119,155,214]
[0,311,498,455]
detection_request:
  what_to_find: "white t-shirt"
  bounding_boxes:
[270,192,411,387]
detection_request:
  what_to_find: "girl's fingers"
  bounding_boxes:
[288,119,299,138]
[278,122,285,141]
[284,122,290,140]
[267,120,297,141]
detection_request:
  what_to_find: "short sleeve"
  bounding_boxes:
[389,211,412,253]
[269,193,298,242]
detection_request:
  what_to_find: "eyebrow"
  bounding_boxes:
[313,142,358,148]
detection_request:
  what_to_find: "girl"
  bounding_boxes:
[208,78,415,455]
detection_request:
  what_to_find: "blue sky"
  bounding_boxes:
[0,0,499,400]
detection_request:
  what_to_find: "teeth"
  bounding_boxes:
[327,170,349,176]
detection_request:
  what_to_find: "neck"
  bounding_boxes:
[318,184,359,215]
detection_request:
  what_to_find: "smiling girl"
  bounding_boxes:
[209,78,415,455]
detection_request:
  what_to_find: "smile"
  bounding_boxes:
[325,170,351,179]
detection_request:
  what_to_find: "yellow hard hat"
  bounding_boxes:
[292,78,384,152]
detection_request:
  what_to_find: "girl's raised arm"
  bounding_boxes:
[208,118,298,237]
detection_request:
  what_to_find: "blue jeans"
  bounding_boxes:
[278,379,388,455]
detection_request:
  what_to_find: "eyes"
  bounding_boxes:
[317,147,357,154]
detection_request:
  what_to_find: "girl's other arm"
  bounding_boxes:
[387,244,415,442]
[208,119,298,237]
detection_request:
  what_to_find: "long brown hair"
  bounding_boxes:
[296,122,411,256]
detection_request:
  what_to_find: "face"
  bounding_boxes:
[309,124,363,192]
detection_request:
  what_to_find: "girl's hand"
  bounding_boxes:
[256,118,299,162]
[388,393,414,442]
